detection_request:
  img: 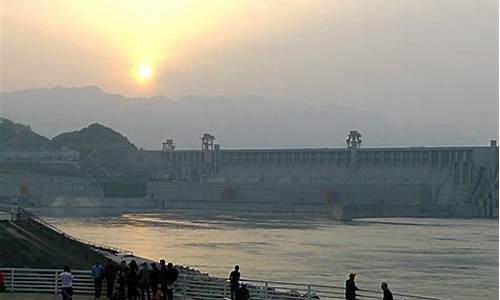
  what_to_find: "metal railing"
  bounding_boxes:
[0,267,443,300]
[0,268,94,295]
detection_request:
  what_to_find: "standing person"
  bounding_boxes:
[60,266,73,300]
[118,261,128,297]
[165,263,179,300]
[345,273,359,300]
[159,260,168,300]
[139,262,151,300]
[381,282,394,300]
[127,260,140,300]
[104,262,116,299]
[150,263,160,296]
[235,283,250,300]
[229,265,241,300]
[91,262,104,298]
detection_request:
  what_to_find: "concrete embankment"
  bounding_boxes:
[0,218,109,268]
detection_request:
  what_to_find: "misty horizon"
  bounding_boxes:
[1,85,495,150]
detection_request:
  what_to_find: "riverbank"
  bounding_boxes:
[0,218,109,268]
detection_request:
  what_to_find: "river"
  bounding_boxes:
[43,212,498,299]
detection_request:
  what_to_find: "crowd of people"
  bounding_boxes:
[60,260,179,300]
[58,263,393,300]
[92,260,179,300]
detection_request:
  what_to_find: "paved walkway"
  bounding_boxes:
[0,293,95,300]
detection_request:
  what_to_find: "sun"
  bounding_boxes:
[137,64,153,82]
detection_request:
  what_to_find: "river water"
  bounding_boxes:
[44,212,498,299]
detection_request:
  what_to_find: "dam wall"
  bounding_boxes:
[1,141,497,218]
[147,142,499,218]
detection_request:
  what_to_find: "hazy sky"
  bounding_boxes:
[1,0,498,141]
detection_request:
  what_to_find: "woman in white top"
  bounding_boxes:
[60,265,73,300]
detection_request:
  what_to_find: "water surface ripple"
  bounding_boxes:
[45,213,498,300]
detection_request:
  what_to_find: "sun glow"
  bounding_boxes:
[137,64,153,82]
[6,0,305,94]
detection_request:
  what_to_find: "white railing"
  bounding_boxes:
[0,268,94,295]
[0,267,443,300]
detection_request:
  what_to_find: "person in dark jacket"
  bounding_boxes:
[104,262,116,299]
[127,260,139,300]
[138,262,151,300]
[159,260,168,300]
[165,263,179,300]
[345,273,358,300]
[229,265,241,300]
[117,261,128,297]
[150,263,160,296]
[381,282,393,300]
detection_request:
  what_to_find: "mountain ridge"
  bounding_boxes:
[0,86,479,150]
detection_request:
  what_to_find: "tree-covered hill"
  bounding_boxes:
[51,123,137,153]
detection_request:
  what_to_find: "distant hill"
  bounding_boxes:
[51,123,137,153]
[0,118,50,150]
[0,119,140,177]
[0,86,479,149]
[0,118,136,153]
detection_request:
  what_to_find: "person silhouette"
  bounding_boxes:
[345,273,358,300]
[229,265,241,300]
[165,262,178,300]
[150,262,160,296]
[381,282,394,300]
[90,262,104,298]
[104,262,116,299]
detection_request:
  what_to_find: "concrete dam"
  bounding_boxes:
[145,134,499,218]
[1,132,498,218]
